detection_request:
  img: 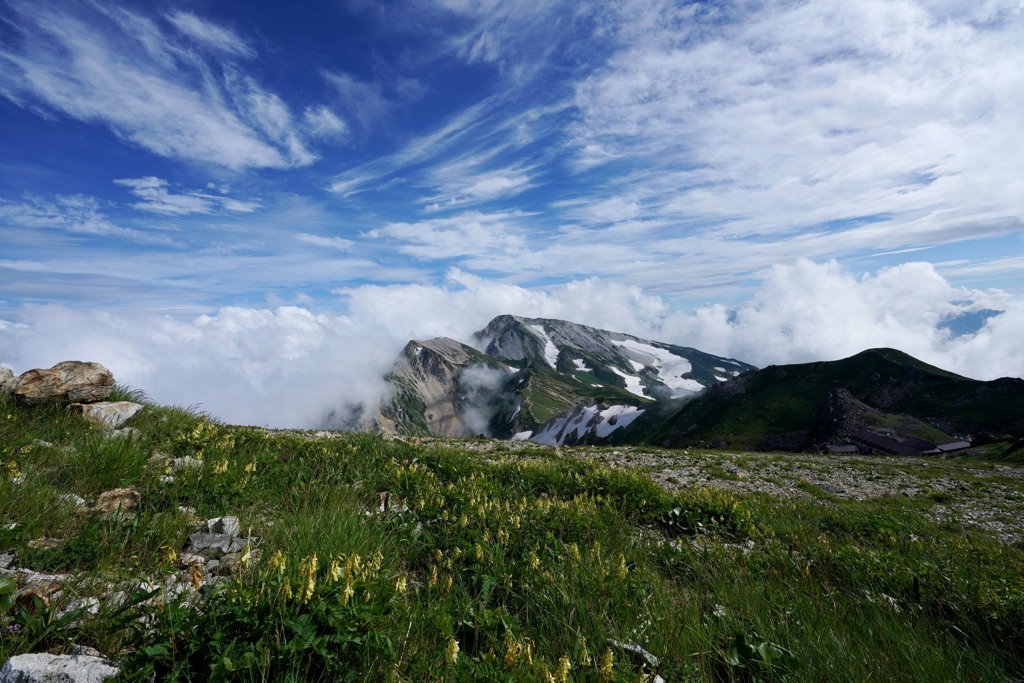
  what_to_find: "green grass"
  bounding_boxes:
[1,390,1023,681]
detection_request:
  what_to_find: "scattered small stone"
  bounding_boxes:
[207,516,240,537]
[68,401,144,430]
[0,553,14,569]
[26,538,64,550]
[606,639,659,670]
[185,532,250,559]
[158,475,175,484]
[178,553,206,567]
[58,493,86,508]
[171,456,203,472]
[58,597,100,618]
[0,367,15,394]
[0,653,119,683]
[106,427,142,440]
[94,487,140,513]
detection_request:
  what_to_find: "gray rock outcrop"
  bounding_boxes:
[68,402,143,429]
[0,653,118,682]
[11,362,114,406]
[0,368,15,395]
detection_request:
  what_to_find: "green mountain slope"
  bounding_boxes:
[649,348,1024,451]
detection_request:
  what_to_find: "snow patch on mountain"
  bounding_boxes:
[573,358,591,371]
[612,339,703,397]
[530,324,560,369]
[611,367,647,398]
[528,404,646,445]
[594,405,644,438]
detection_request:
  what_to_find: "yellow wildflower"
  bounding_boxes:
[568,543,581,563]
[577,636,590,665]
[394,573,407,594]
[529,551,540,570]
[341,581,355,605]
[474,543,485,562]
[300,554,317,603]
[445,636,460,665]
[617,553,629,581]
[244,460,256,473]
[556,655,571,683]
[599,648,614,682]
[212,459,228,475]
[269,550,286,576]
[239,544,251,569]
[441,574,453,595]
[328,556,342,583]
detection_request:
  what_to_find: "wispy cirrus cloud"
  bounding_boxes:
[0,1,315,170]
[114,177,261,216]
[568,0,1024,242]
[0,194,178,246]
[166,11,255,58]
[367,211,529,265]
[294,233,355,251]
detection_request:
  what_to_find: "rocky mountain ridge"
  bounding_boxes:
[373,315,756,445]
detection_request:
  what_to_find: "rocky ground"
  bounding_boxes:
[397,435,1024,546]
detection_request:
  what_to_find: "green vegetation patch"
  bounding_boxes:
[1,390,1023,681]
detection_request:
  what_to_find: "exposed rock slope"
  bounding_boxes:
[375,315,755,443]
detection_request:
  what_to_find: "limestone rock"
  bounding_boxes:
[58,494,86,508]
[12,362,114,406]
[68,402,143,430]
[0,368,14,395]
[207,516,240,537]
[94,487,140,513]
[171,456,202,472]
[185,532,249,559]
[606,639,659,670]
[0,653,119,682]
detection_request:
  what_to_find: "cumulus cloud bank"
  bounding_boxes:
[1,261,1021,428]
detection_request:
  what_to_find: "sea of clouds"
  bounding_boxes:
[2,260,1022,428]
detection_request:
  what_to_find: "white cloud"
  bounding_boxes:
[303,105,350,141]
[294,233,354,251]
[2,260,1022,428]
[0,305,396,428]
[0,2,315,170]
[0,195,178,246]
[367,211,528,263]
[568,0,1024,245]
[657,259,1021,381]
[114,177,260,216]
[166,11,255,58]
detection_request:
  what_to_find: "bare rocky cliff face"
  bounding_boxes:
[373,338,522,438]
[373,315,756,444]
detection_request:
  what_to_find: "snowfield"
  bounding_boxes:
[610,367,648,398]
[612,339,704,397]
[528,404,646,445]
[530,324,560,369]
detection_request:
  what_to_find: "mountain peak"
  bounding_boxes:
[377,314,756,443]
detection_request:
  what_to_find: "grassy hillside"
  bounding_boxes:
[1,389,1023,681]
[651,348,1024,451]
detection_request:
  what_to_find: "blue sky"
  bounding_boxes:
[2,0,1024,425]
